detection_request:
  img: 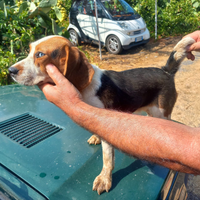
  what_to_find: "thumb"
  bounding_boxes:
[187,43,200,52]
[46,64,65,86]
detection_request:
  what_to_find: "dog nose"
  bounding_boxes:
[8,67,19,74]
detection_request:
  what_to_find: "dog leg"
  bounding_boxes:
[146,106,171,120]
[93,141,114,195]
[87,135,101,145]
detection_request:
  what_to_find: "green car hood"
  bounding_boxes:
[0,85,170,200]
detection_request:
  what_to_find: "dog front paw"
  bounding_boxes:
[93,174,112,195]
[87,135,101,145]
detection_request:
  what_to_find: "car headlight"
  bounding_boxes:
[127,31,133,36]
[126,28,146,36]
[117,22,128,29]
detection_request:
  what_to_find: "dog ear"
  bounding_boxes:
[61,45,95,91]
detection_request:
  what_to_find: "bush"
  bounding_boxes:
[159,0,200,36]
[0,8,44,54]
[0,50,16,85]
[133,0,200,37]
[0,0,71,85]
[0,6,47,85]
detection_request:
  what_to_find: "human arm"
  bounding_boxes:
[183,30,200,60]
[39,64,200,174]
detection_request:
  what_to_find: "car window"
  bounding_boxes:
[76,0,105,18]
[100,0,139,19]
[77,2,83,13]
[75,1,84,14]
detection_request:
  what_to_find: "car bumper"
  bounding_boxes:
[122,38,150,50]
[120,28,150,49]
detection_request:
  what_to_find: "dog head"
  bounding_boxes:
[9,35,94,91]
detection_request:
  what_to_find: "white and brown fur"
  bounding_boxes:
[9,35,195,195]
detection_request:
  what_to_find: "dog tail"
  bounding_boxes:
[162,37,195,75]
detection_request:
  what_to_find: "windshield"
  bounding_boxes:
[100,0,138,18]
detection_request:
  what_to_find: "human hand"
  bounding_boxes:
[38,64,83,112]
[183,30,200,60]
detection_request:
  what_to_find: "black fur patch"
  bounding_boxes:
[162,51,180,74]
[96,68,174,113]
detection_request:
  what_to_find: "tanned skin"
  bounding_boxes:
[39,31,200,175]
[184,30,200,60]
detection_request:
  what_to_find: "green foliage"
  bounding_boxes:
[0,5,45,85]
[0,49,16,85]
[19,0,71,35]
[159,0,200,36]
[0,0,71,85]
[1,8,43,53]
[133,0,200,37]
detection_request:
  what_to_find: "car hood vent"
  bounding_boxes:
[0,113,63,148]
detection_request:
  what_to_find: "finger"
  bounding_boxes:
[38,82,54,92]
[46,64,66,86]
[187,44,195,52]
[38,83,57,100]
[38,83,61,104]
[46,64,78,92]
[188,43,200,52]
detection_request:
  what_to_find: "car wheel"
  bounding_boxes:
[106,35,122,54]
[69,29,81,46]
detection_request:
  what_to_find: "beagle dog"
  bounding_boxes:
[9,35,195,195]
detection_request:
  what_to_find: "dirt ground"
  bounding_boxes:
[81,36,200,127]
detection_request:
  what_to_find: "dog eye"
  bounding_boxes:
[35,52,45,58]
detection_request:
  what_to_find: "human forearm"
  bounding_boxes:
[65,101,200,174]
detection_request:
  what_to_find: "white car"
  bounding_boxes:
[67,0,150,54]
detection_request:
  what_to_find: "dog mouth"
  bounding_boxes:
[37,81,55,87]
[10,75,17,83]
[11,75,35,86]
